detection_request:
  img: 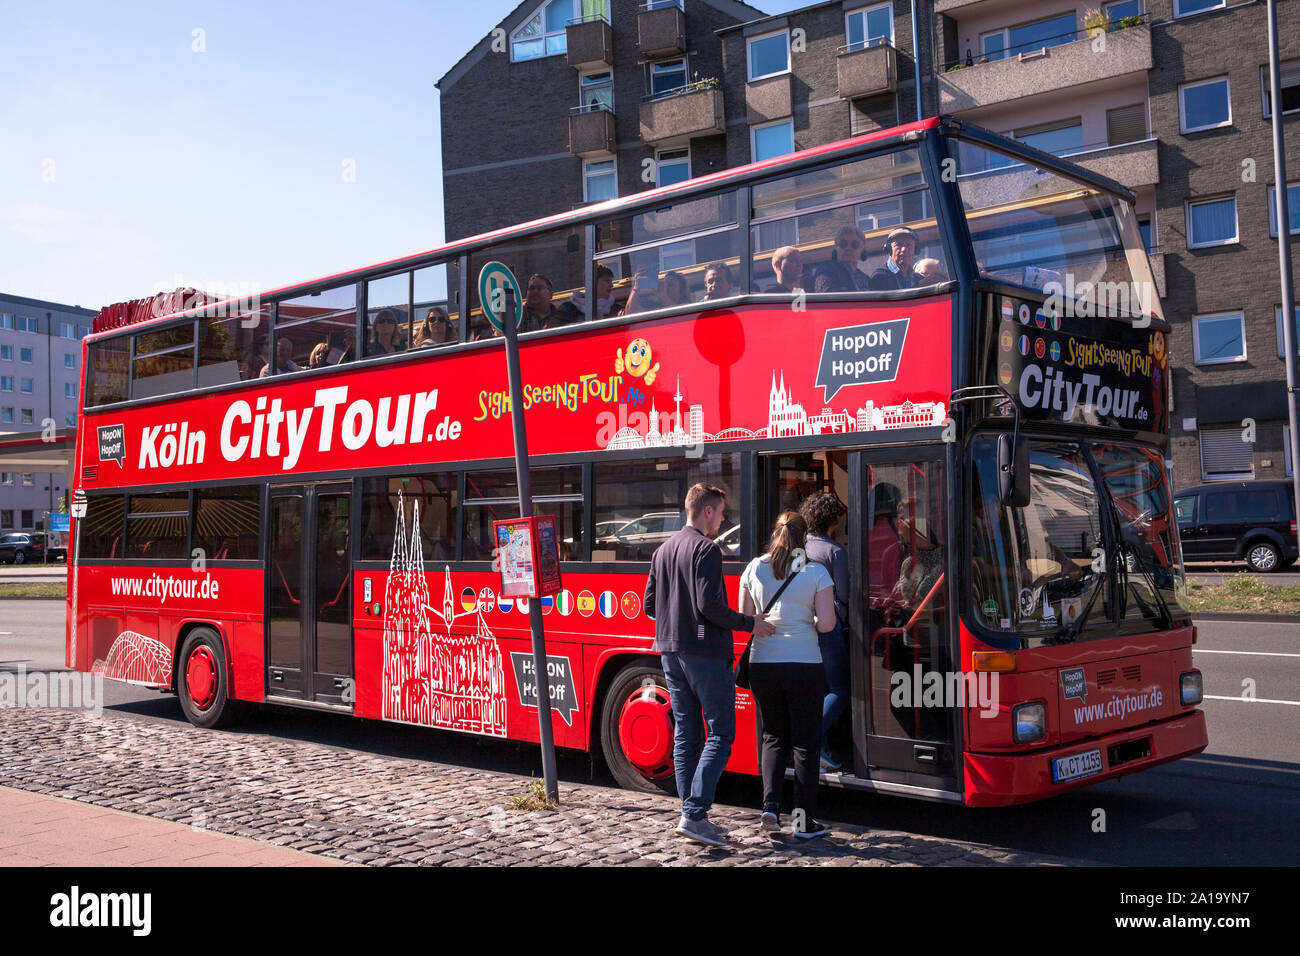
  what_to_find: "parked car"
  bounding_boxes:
[1174,481,1298,572]
[28,532,67,562]
[0,533,38,565]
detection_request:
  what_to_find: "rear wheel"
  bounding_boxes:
[1245,540,1281,573]
[177,627,243,728]
[13,550,24,565]
[599,663,677,794]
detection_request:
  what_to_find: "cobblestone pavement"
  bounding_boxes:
[0,708,1081,866]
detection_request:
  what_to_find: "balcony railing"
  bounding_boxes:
[565,13,613,70]
[568,103,616,158]
[638,0,685,57]
[639,79,725,146]
[640,77,720,105]
[836,41,897,99]
[942,5,1146,73]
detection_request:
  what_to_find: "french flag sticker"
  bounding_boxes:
[598,590,618,618]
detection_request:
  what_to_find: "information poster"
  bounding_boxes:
[495,519,536,598]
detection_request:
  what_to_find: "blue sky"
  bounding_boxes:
[0,0,809,311]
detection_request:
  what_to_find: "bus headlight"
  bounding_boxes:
[1180,671,1203,706]
[1012,702,1046,743]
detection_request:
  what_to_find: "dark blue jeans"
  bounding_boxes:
[660,652,736,822]
[819,623,850,755]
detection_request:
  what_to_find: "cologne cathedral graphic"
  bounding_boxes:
[92,630,173,686]
[380,492,508,736]
[603,372,946,448]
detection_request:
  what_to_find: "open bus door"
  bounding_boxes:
[850,451,961,791]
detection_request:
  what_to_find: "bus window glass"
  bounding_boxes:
[125,492,190,560]
[366,273,411,359]
[199,304,269,386]
[132,323,195,399]
[192,485,261,561]
[462,467,583,561]
[413,262,459,347]
[600,192,741,316]
[85,337,129,407]
[750,148,940,293]
[969,437,1105,637]
[79,494,125,559]
[952,140,1162,322]
[470,226,585,339]
[360,473,459,561]
[276,285,356,374]
[592,454,741,561]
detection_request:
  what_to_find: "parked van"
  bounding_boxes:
[1174,481,1298,572]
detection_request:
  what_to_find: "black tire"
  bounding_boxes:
[13,550,24,565]
[176,627,243,728]
[1244,540,1282,573]
[599,663,677,795]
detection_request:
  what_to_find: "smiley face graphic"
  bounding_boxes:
[615,337,660,385]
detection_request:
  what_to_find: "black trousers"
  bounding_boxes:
[750,662,827,822]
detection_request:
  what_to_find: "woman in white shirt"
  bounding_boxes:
[740,511,836,839]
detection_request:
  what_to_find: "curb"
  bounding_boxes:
[1191,612,1300,623]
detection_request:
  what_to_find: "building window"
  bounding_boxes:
[78,326,89,338]
[1192,311,1246,365]
[58,322,75,338]
[17,316,37,333]
[1186,196,1238,248]
[21,409,33,424]
[1179,76,1231,133]
[0,511,10,529]
[0,376,10,391]
[65,413,76,426]
[0,314,12,330]
[511,0,591,62]
[1276,306,1300,357]
[656,147,690,187]
[1,473,11,485]
[855,196,903,231]
[1267,183,1300,237]
[1107,103,1148,146]
[747,30,790,82]
[19,378,33,394]
[0,408,10,423]
[1199,426,1254,481]
[579,70,613,111]
[583,159,617,203]
[751,118,795,162]
[1175,0,1225,18]
[845,2,893,52]
[0,345,10,361]
[1103,0,1143,21]
[1015,118,1083,156]
[21,475,34,487]
[1261,58,1300,118]
[21,509,33,528]
[19,347,32,364]
[64,382,75,398]
[1138,215,1155,252]
[64,353,75,369]
[981,12,1078,61]
[650,58,687,97]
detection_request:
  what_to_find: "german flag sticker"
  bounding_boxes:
[999,363,1013,386]
[461,587,477,612]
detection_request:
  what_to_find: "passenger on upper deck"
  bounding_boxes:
[702,262,734,301]
[414,308,456,346]
[244,339,269,380]
[868,227,918,291]
[764,246,805,294]
[259,337,301,377]
[813,227,870,293]
[561,264,618,322]
[368,309,406,355]
[620,268,695,315]
[912,257,948,285]
[521,274,564,331]
[307,343,331,369]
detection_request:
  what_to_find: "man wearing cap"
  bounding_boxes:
[869,227,918,291]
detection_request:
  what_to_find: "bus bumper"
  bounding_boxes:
[963,710,1208,808]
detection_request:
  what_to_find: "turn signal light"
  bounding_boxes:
[972,651,1017,672]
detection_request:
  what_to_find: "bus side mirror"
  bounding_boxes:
[998,434,1031,508]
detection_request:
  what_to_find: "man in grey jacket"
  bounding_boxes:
[644,482,773,846]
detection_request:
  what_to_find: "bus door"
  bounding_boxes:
[851,453,959,783]
[265,483,354,706]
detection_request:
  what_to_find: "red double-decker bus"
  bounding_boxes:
[67,117,1206,806]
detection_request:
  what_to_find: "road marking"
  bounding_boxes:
[1185,755,1300,775]
[1194,649,1300,658]
[1205,694,1300,706]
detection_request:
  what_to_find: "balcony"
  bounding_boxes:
[836,42,897,99]
[1066,137,1158,190]
[638,2,685,58]
[939,23,1151,112]
[569,105,616,158]
[639,81,725,147]
[746,74,791,126]
[566,15,612,71]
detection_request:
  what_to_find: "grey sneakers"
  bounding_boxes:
[674,815,728,847]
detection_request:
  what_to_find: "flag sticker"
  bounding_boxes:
[577,590,596,617]
[478,588,496,614]
[498,594,514,614]
[460,587,477,612]
[556,590,574,616]
[518,596,530,614]
[621,591,642,619]
[540,594,554,615]
[598,590,617,618]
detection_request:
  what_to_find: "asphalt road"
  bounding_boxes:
[3,600,1296,866]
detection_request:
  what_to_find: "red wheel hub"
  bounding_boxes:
[618,683,674,778]
[186,646,217,710]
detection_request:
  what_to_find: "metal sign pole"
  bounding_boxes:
[1268,0,1300,556]
[499,285,560,804]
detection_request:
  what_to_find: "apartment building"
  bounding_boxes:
[438,0,1300,487]
[0,292,95,533]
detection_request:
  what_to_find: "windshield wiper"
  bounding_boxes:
[1101,490,1174,631]
[1051,552,1111,644]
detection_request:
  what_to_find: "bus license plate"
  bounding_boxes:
[1052,748,1103,783]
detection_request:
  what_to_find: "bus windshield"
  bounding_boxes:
[969,436,1188,642]
[954,140,1162,324]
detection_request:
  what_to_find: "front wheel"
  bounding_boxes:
[599,663,677,794]
[177,627,243,728]
[1245,541,1282,573]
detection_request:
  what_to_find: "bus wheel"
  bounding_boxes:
[177,628,241,729]
[600,664,677,795]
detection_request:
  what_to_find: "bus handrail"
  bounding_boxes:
[871,572,945,649]
[274,561,300,605]
[320,575,350,609]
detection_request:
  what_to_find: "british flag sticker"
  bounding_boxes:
[478,588,496,614]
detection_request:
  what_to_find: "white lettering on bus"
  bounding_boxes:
[139,422,206,469]
[1019,367,1141,424]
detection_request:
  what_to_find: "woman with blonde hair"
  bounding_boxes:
[739,510,836,839]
